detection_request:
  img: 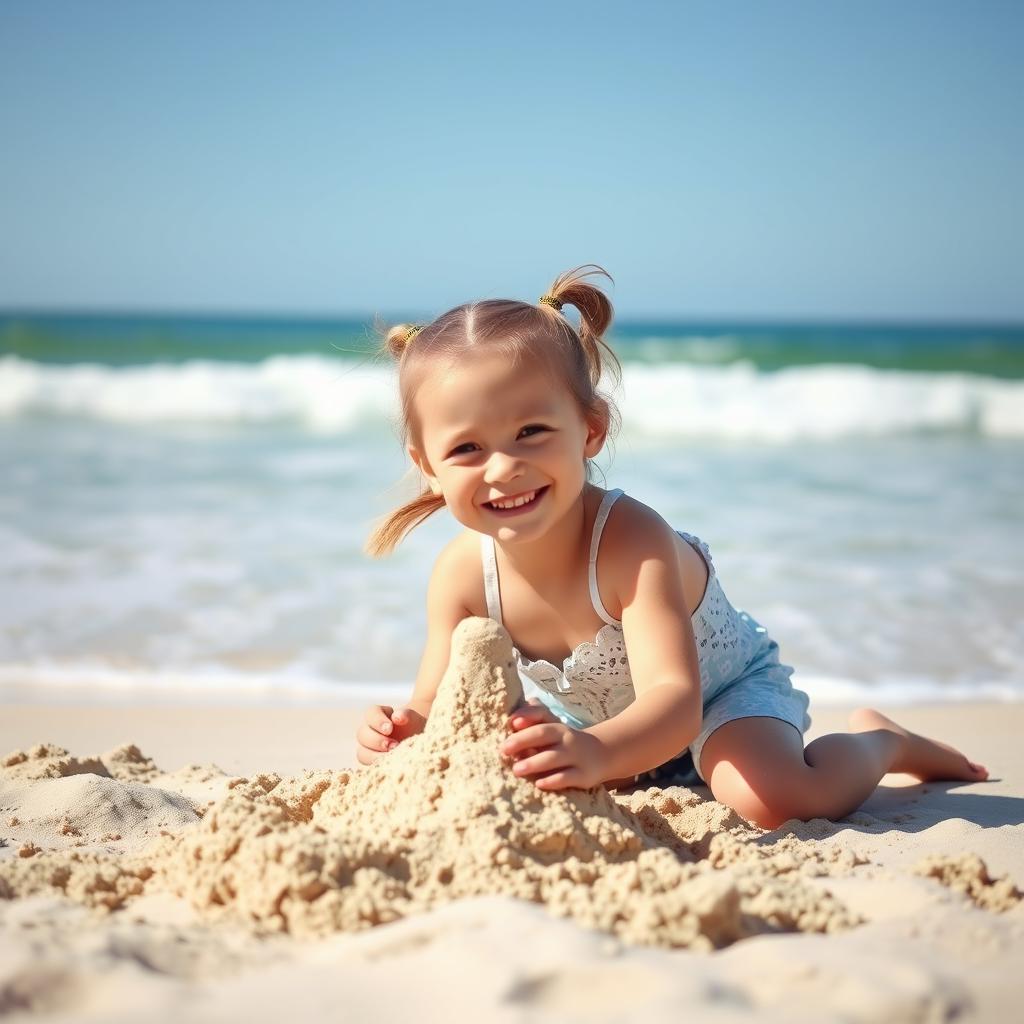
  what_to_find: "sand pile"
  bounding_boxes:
[913,853,1022,913]
[2,618,878,950]
[153,617,866,947]
[0,744,207,909]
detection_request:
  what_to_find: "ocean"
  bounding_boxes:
[2,313,1022,708]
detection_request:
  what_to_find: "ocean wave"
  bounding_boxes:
[618,362,1024,441]
[0,354,396,433]
[1,354,1022,441]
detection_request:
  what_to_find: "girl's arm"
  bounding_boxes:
[355,535,473,763]
[405,534,478,717]
[583,504,703,780]
[502,500,704,789]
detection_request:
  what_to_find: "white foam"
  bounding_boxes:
[617,362,1024,441]
[0,355,396,433]
[797,672,1024,706]
[2,355,1023,440]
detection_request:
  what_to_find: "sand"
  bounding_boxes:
[2,617,1023,1021]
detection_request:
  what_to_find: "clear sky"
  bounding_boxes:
[1,0,1021,321]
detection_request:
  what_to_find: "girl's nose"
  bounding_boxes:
[484,450,524,483]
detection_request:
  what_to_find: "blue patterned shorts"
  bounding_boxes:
[634,639,812,788]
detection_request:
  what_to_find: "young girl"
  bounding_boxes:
[355,265,988,830]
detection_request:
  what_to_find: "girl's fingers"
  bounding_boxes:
[534,770,577,791]
[357,723,398,752]
[501,745,536,767]
[389,707,427,740]
[510,747,571,778]
[392,706,424,728]
[508,704,558,730]
[507,704,548,729]
[501,723,562,757]
[367,705,394,735]
[355,744,379,766]
[356,705,405,765]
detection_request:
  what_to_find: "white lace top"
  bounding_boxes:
[480,488,768,728]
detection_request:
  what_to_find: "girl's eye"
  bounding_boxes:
[447,426,548,458]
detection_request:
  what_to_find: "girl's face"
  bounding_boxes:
[408,350,607,545]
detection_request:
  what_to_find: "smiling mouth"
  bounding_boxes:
[484,486,549,512]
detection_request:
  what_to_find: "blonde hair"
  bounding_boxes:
[366,264,621,557]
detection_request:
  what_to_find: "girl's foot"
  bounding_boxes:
[848,707,989,782]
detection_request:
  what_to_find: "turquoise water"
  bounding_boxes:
[1,312,1022,706]
[3,313,1024,377]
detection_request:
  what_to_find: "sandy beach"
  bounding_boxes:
[2,620,1022,1023]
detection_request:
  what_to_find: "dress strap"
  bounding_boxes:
[589,488,624,626]
[480,534,503,624]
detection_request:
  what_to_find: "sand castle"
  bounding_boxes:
[3,618,1018,952]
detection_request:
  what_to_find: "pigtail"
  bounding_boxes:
[365,487,447,558]
[383,322,425,360]
[539,264,621,390]
[364,317,436,557]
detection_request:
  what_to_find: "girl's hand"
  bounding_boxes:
[500,700,607,791]
[356,704,427,766]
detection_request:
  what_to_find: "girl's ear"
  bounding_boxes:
[583,401,610,459]
[408,446,443,496]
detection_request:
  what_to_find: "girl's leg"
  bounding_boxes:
[842,707,988,782]
[699,709,988,831]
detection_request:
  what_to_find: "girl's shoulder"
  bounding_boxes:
[599,492,678,564]
[595,488,661,528]
[599,492,710,617]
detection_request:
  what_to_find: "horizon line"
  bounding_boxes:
[2,306,1023,331]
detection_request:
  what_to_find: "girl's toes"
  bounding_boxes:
[968,760,989,779]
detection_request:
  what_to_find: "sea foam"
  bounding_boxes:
[2,355,1022,441]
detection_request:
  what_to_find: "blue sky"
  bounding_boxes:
[1,1,1021,321]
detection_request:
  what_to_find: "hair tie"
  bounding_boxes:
[404,324,425,345]
[538,294,563,311]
